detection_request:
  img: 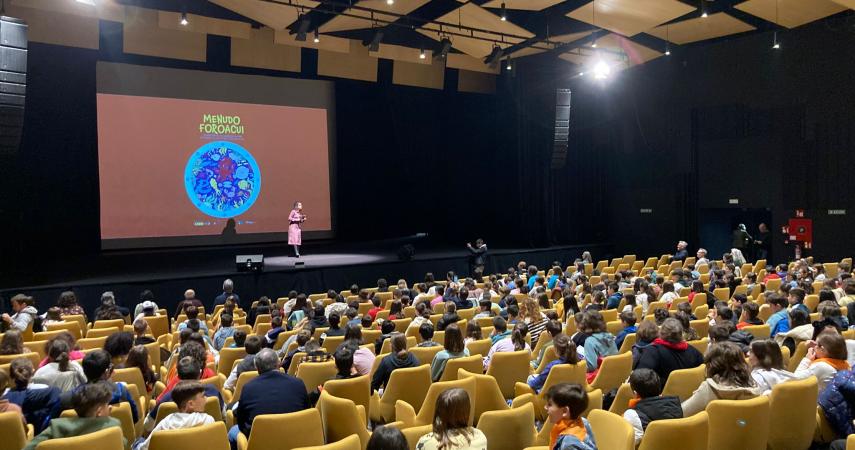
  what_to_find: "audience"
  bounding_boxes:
[371,332,419,392]
[224,335,263,391]
[544,383,595,450]
[212,313,235,351]
[32,339,86,393]
[367,425,408,450]
[0,329,30,355]
[748,340,797,394]
[1,294,38,332]
[635,318,704,389]
[56,291,86,318]
[430,323,469,381]
[483,321,530,370]
[531,320,563,370]
[343,326,375,376]
[147,356,223,432]
[528,334,579,393]
[794,329,850,391]
[623,368,683,445]
[418,322,441,347]
[582,311,618,375]
[134,381,214,450]
[133,319,156,346]
[122,345,158,394]
[5,358,60,433]
[415,388,487,450]
[681,342,761,416]
[614,311,637,350]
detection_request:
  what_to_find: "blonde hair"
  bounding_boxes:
[520,297,542,322]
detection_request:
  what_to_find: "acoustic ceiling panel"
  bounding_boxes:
[559,33,661,70]
[158,11,251,39]
[830,0,855,9]
[647,12,755,44]
[417,3,534,58]
[11,0,124,21]
[319,0,431,33]
[734,0,847,29]
[480,0,565,11]
[566,0,696,37]
[208,0,317,30]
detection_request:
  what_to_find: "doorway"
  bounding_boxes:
[698,208,772,262]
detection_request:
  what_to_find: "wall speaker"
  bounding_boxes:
[236,254,264,272]
[551,89,570,169]
[0,16,27,156]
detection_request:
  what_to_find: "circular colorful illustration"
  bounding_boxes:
[184,141,261,218]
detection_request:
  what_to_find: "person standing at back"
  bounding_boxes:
[466,239,487,278]
[213,279,239,308]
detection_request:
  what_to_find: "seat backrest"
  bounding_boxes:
[148,421,229,450]
[638,411,709,450]
[295,360,338,393]
[412,376,477,427]
[323,374,370,415]
[398,424,433,450]
[144,315,169,338]
[788,341,808,372]
[464,338,491,358]
[0,352,40,368]
[741,325,770,340]
[77,336,107,350]
[618,333,636,354]
[380,365,432,413]
[248,409,324,450]
[93,319,125,329]
[706,395,770,450]
[45,321,83,341]
[292,434,362,450]
[153,402,178,426]
[322,336,345,354]
[112,367,150,404]
[232,370,259,403]
[661,364,706,402]
[477,403,535,450]
[687,338,709,356]
[317,391,371,449]
[485,350,531,399]
[768,376,818,450]
[588,409,634,450]
[0,411,28,450]
[608,383,634,416]
[540,362,587,398]
[82,327,119,339]
[438,355,483,382]
[409,346,442,366]
[109,401,135,448]
[36,426,124,450]
[217,347,247,377]
[589,352,632,393]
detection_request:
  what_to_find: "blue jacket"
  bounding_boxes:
[529,358,568,393]
[606,293,623,310]
[819,369,855,438]
[615,325,637,350]
[53,381,139,424]
[554,417,597,450]
[583,332,618,371]
[768,310,790,338]
[234,371,309,435]
[4,385,60,433]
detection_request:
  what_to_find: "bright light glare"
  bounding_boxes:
[593,60,611,79]
[76,0,96,5]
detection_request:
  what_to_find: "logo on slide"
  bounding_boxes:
[184,141,261,218]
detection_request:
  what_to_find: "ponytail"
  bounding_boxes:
[48,340,71,372]
[511,323,528,351]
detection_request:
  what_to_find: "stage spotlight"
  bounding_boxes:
[387,0,394,4]
[419,48,426,59]
[313,29,320,43]
[701,11,708,18]
[435,37,452,59]
[593,60,611,80]
[500,3,507,21]
[665,50,671,55]
[295,15,311,42]
[485,44,503,68]
[366,29,384,52]
[505,56,512,71]
[76,0,96,5]
[578,72,584,76]
[180,12,188,26]
[772,31,780,49]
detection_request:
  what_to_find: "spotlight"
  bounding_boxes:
[313,29,320,43]
[772,31,780,49]
[500,3,507,21]
[419,48,426,59]
[505,56,512,71]
[435,37,452,60]
[76,0,96,5]
[485,44,504,68]
[701,11,708,18]
[772,42,780,49]
[295,15,311,42]
[578,72,584,76]
[591,41,597,48]
[366,29,384,52]
[665,50,671,55]
[180,12,188,26]
[593,60,611,79]
[387,0,394,4]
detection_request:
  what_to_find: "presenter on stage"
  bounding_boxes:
[466,238,487,278]
[289,201,306,258]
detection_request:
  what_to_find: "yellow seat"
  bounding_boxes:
[394,376,476,428]
[533,345,560,373]
[148,421,229,450]
[292,434,361,450]
[529,331,551,360]
[295,360,337,393]
[229,370,259,404]
[217,347,247,378]
[77,336,107,350]
[707,395,770,450]
[465,338,492,358]
[617,333,636,354]
[514,362,587,421]
[379,336,416,354]
[848,434,855,450]
[143,316,169,339]
[457,369,509,424]
[661,364,706,402]
[35,426,124,450]
[788,341,808,372]
[0,352,40,368]
[588,409,634,450]
[477,403,536,450]
[608,383,634,416]
[322,336,345,354]
[438,355,483,382]
[92,319,125,329]
[687,338,709,356]
[638,411,708,450]
[485,350,531,399]
[154,396,222,427]
[768,376,817,450]
[112,368,150,412]
[317,391,371,450]
[0,410,29,450]
[409,346,442,366]
[237,409,324,450]
[85,327,119,339]
[689,320,709,339]
[45,321,83,341]
[588,352,632,394]
[323,374,370,417]
[369,365,431,424]
[396,424,432,450]
[741,325,770,340]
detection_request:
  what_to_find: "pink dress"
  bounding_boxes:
[288,209,303,245]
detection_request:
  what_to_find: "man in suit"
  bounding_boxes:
[228,349,309,448]
[467,238,488,278]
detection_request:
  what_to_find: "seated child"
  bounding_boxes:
[545,383,596,450]
[622,368,683,445]
[25,382,124,450]
[133,381,214,450]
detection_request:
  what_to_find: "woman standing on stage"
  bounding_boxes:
[289,201,306,257]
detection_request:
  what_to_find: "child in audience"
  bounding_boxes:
[417,322,441,347]
[681,342,761,416]
[0,371,26,425]
[415,388,487,450]
[368,425,408,450]
[24,382,124,450]
[614,311,637,350]
[4,358,60,433]
[528,335,579,393]
[544,383,596,450]
[212,313,235,351]
[134,381,214,450]
[766,295,791,338]
[531,320,563,370]
[621,294,636,314]
[582,311,617,375]
[788,288,810,315]
[367,296,384,321]
[32,339,86,393]
[748,340,797,394]
[375,320,397,354]
[794,329,850,391]
[483,322,530,370]
[736,302,764,329]
[623,369,683,445]
[774,309,812,354]
[464,322,482,345]
[430,323,469,381]
[231,329,247,348]
[133,319,156,346]
[121,345,158,394]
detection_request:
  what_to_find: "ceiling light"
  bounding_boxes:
[701,11,708,18]
[579,72,584,76]
[593,60,611,79]
[500,3,507,21]
[505,56,512,71]
[366,29,384,52]
[76,0,96,5]
[419,48,426,59]
[387,0,394,4]
[313,29,320,43]
[180,12,189,26]
[435,37,452,59]
[665,50,671,56]
[772,31,780,49]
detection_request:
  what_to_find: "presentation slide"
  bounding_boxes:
[96,63,334,249]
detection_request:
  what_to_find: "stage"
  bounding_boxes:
[0,239,613,315]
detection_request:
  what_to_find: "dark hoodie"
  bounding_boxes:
[370,352,420,392]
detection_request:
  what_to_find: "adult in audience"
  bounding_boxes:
[695,248,710,267]
[134,380,214,450]
[1,294,38,332]
[174,289,203,318]
[33,339,86,393]
[372,333,420,392]
[133,290,160,320]
[794,329,850,391]
[5,358,60,433]
[225,335,263,391]
[415,388,487,450]
[673,241,689,262]
[230,349,309,447]
[213,279,239,308]
[681,342,761,416]
[367,425,408,450]
[146,356,222,433]
[24,382,124,450]
[635,318,704,388]
[430,323,469,381]
[57,291,86,319]
[748,340,797,394]
[94,292,126,321]
[483,321,530,370]
[527,335,579,393]
[623,368,683,445]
